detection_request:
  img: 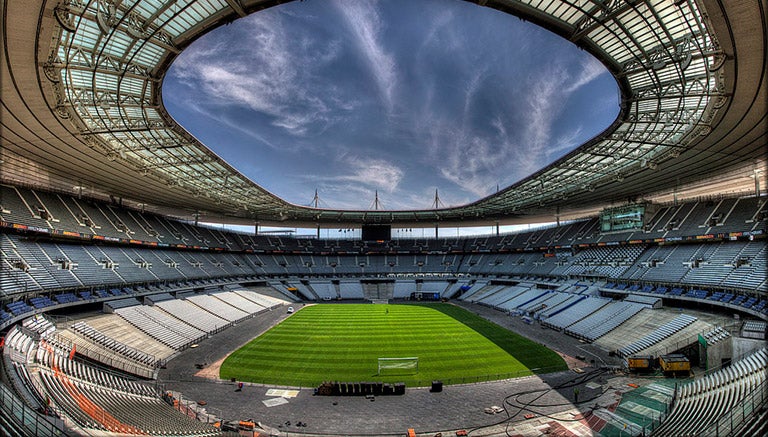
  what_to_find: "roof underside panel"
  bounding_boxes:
[1,0,764,227]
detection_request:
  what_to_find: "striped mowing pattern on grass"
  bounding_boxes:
[220,304,566,387]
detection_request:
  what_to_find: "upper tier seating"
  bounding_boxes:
[0,186,765,330]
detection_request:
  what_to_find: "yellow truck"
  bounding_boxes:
[659,354,691,377]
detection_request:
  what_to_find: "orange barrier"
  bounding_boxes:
[239,421,255,429]
[42,341,147,434]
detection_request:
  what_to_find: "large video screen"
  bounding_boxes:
[600,204,645,232]
[361,225,391,241]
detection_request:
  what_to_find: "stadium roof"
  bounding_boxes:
[2,0,766,228]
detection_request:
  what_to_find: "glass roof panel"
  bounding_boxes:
[164,0,228,35]
[45,0,722,222]
[590,24,635,63]
[119,76,146,95]
[103,33,133,58]
[144,108,163,120]
[123,107,145,119]
[129,42,164,67]
[70,20,101,49]
[156,0,197,35]
[94,73,119,90]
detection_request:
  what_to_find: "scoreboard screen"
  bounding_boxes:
[600,204,646,232]
[361,225,391,241]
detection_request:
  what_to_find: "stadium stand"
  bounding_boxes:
[185,294,249,323]
[339,281,365,299]
[31,340,222,435]
[234,288,293,307]
[540,296,612,331]
[211,290,266,314]
[618,314,698,357]
[115,305,206,350]
[498,287,551,313]
[71,321,158,368]
[700,326,731,346]
[2,0,766,434]
[537,293,588,320]
[2,187,763,435]
[564,301,646,342]
[652,348,767,436]
[155,298,230,333]
[309,281,337,301]
[1,192,764,282]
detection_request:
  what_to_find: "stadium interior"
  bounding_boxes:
[1,0,767,436]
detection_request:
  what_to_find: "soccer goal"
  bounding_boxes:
[370,299,389,304]
[377,357,419,375]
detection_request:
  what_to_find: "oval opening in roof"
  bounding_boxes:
[163,0,619,210]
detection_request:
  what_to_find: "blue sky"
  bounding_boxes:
[164,0,618,211]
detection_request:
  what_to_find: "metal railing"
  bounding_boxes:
[47,331,157,379]
[647,367,767,436]
[705,378,768,437]
[0,382,68,437]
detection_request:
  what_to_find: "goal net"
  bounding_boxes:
[377,357,419,375]
[370,299,389,304]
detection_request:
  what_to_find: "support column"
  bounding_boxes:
[673,178,679,205]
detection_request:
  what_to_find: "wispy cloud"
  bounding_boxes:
[462,68,487,126]
[332,0,398,112]
[551,126,584,155]
[418,113,513,199]
[192,104,280,151]
[303,153,404,194]
[516,55,609,174]
[337,156,404,193]
[169,11,347,140]
[410,65,515,199]
[564,56,608,94]
[417,8,457,56]
[514,66,566,177]
[165,0,617,210]
[416,51,610,198]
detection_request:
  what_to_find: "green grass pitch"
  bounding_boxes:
[220,303,566,387]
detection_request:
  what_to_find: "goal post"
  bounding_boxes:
[377,357,419,375]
